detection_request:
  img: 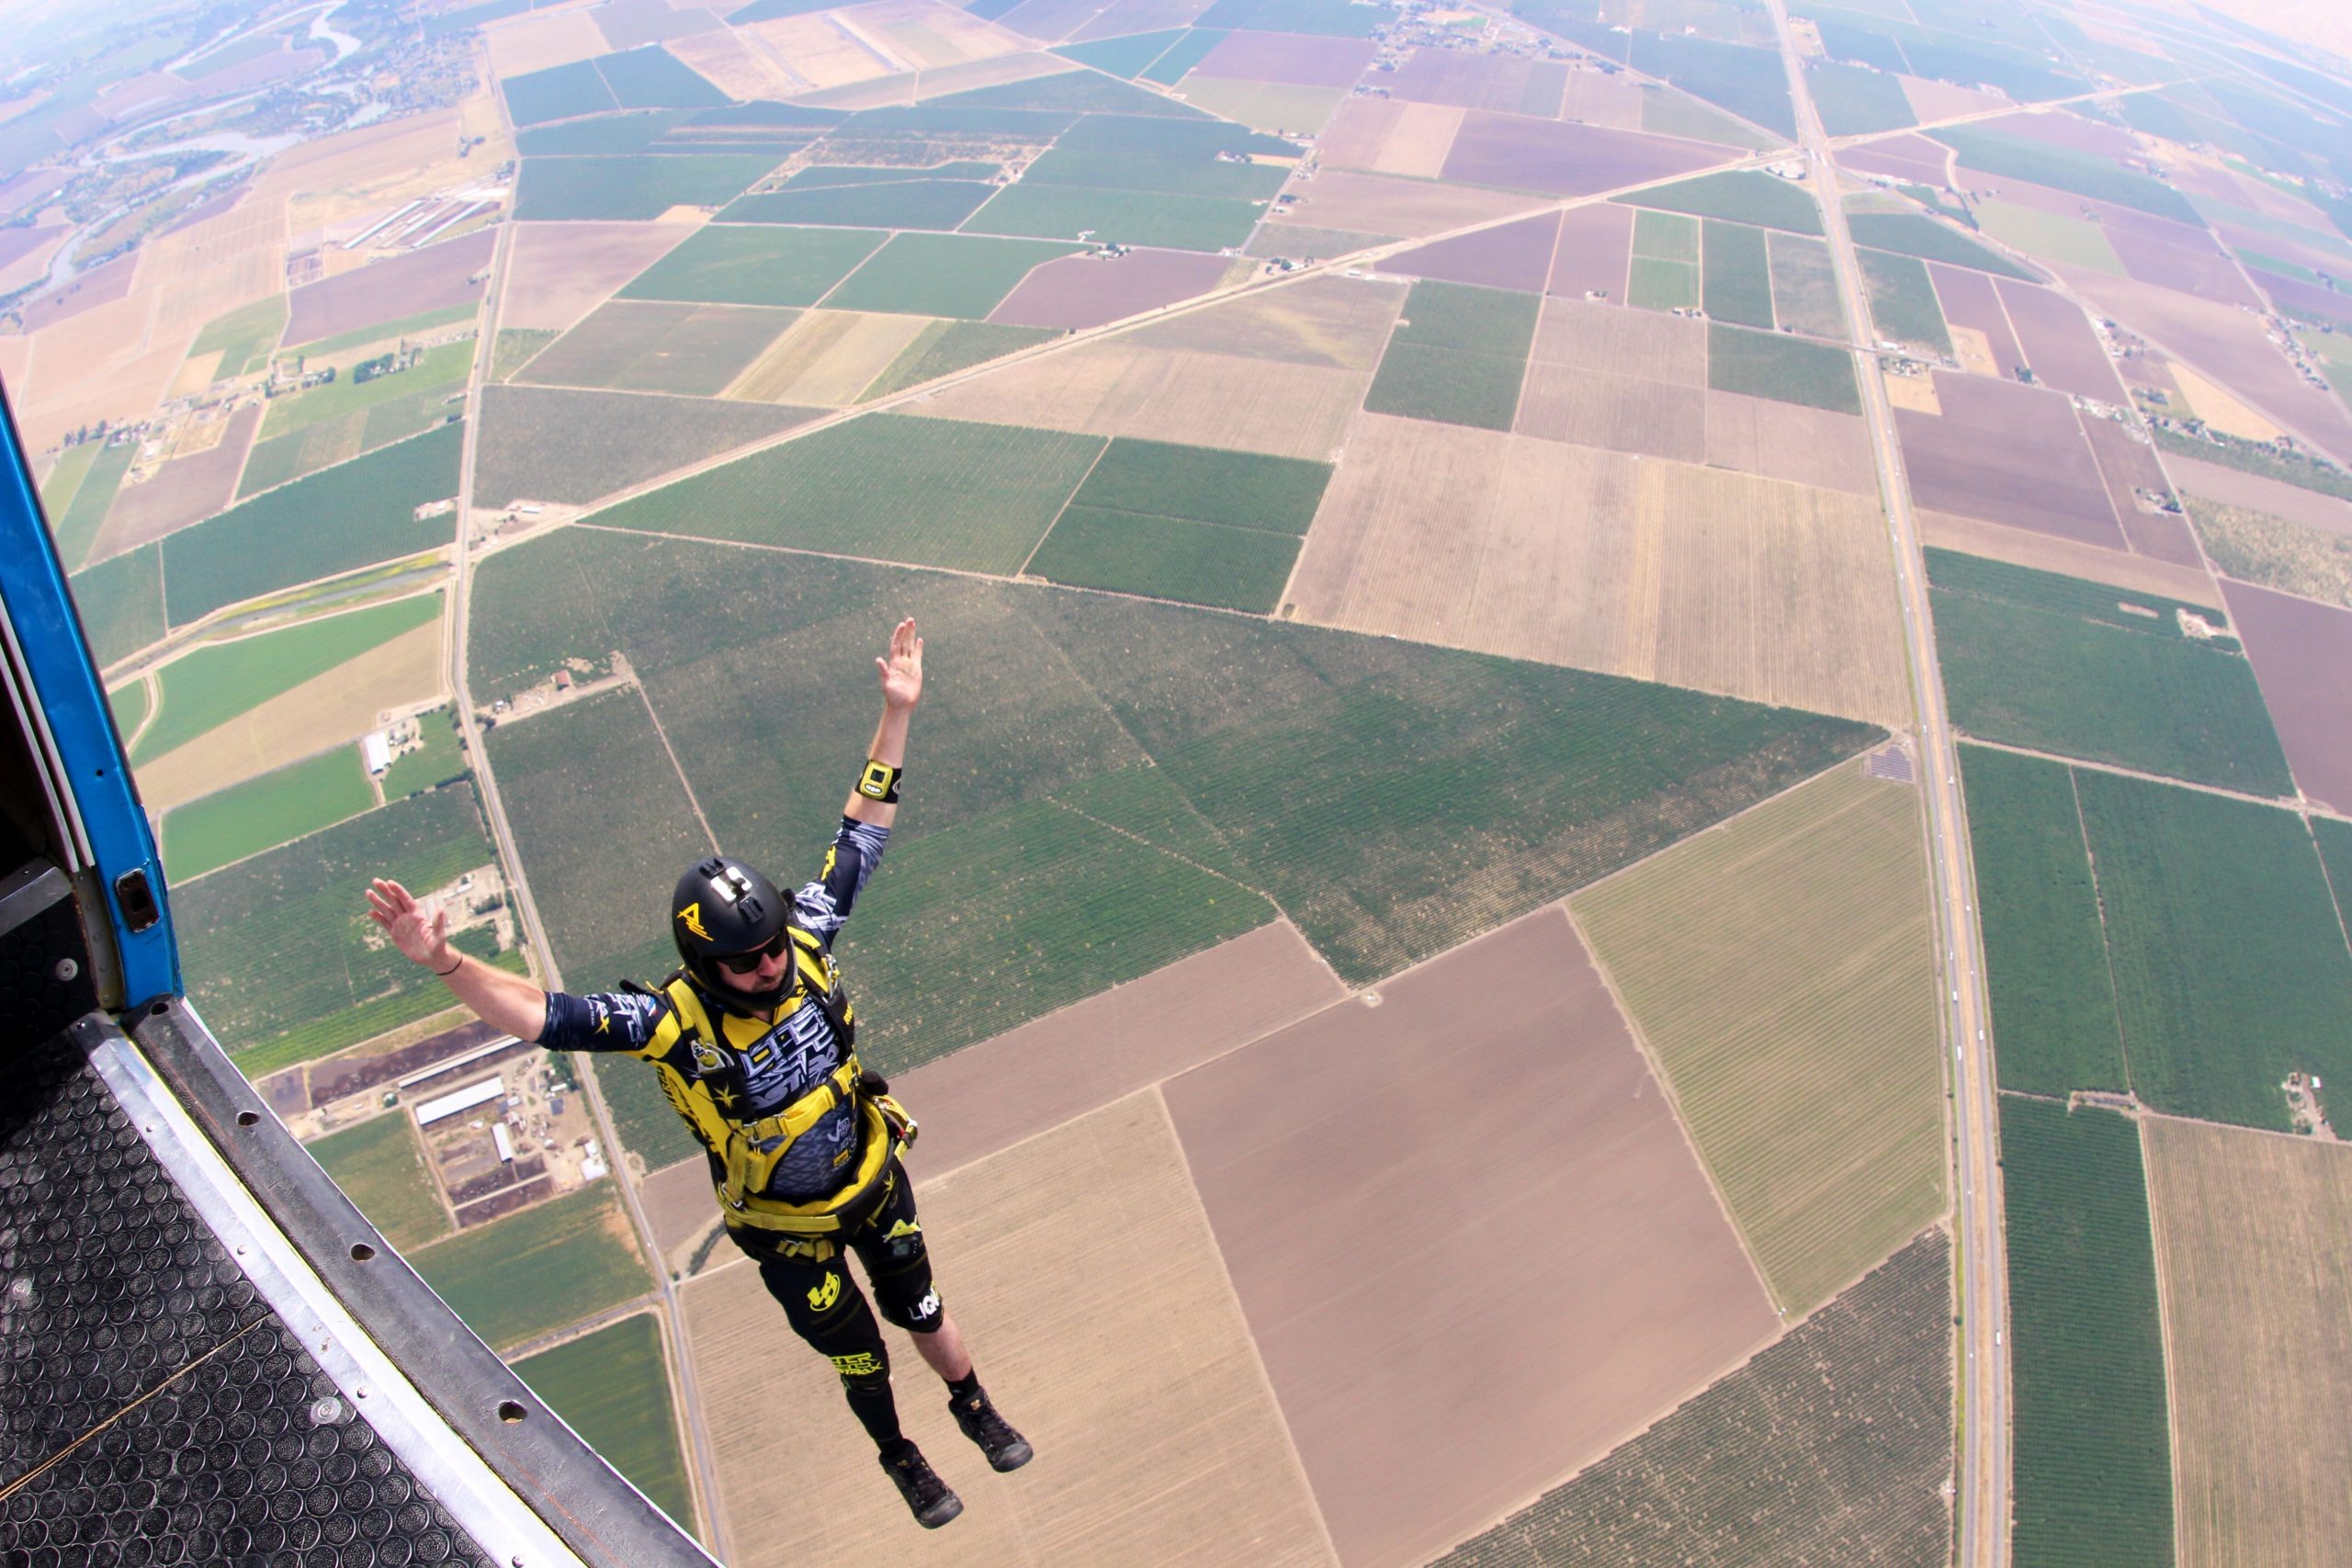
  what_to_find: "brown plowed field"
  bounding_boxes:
[665,28,803,99]
[1386,212,1559,293]
[1928,264,2025,378]
[1317,98,1464,180]
[1993,278,2122,401]
[1918,508,2214,599]
[639,1156,718,1270]
[1703,391,1877,495]
[729,310,931,405]
[91,403,260,557]
[913,340,1364,459]
[681,1089,1337,1568]
[18,254,135,335]
[503,221,696,333]
[2098,206,2261,308]
[1834,134,1949,186]
[1548,201,1633,300]
[1128,273,1405,370]
[989,247,1232,331]
[1900,75,2007,119]
[1282,169,1540,236]
[2163,456,2352,538]
[1440,113,1722,197]
[1193,29,1374,87]
[1530,296,1704,386]
[1163,908,1778,1568]
[2076,412,2177,524]
[2145,1118,2352,1568]
[991,0,1100,42]
[892,919,1341,1181]
[1518,365,1705,461]
[1895,373,2122,547]
[2219,580,2352,813]
[2120,507,2206,567]
[1559,69,1645,130]
[285,230,493,347]
[1289,416,1912,722]
[1385,49,1565,114]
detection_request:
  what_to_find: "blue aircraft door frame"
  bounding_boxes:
[0,391,180,1008]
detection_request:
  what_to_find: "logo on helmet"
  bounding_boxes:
[677,901,710,941]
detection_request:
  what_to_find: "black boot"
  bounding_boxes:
[950,1386,1034,1472]
[879,1441,962,1529]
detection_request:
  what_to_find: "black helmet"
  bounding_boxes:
[673,855,790,1008]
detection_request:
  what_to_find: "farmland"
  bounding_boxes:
[615,225,885,308]
[187,296,288,379]
[1572,761,1942,1314]
[490,328,558,382]
[1363,279,1541,430]
[1956,745,2126,1098]
[162,746,376,883]
[1766,232,1842,337]
[1928,127,2201,225]
[736,309,932,405]
[818,232,1080,318]
[1807,61,1917,137]
[134,592,445,764]
[2144,1119,2352,1568]
[514,154,783,220]
[2187,494,2352,608]
[858,320,1054,399]
[2000,1098,2173,1568]
[159,423,465,626]
[1926,547,2295,796]
[2074,769,2352,1131]
[1973,201,2125,274]
[1701,220,1772,329]
[1860,249,1951,356]
[962,182,1267,252]
[719,179,994,230]
[68,546,165,671]
[306,1111,450,1252]
[239,381,461,498]
[512,1314,694,1529]
[48,439,134,572]
[591,412,1103,572]
[1627,31,1794,138]
[1708,322,1860,413]
[513,301,797,396]
[410,1182,653,1352]
[1435,1232,1951,1568]
[382,707,466,799]
[1620,169,1821,233]
[1627,256,1699,310]
[258,340,475,442]
[175,784,522,1071]
[473,386,815,507]
[1848,213,2035,280]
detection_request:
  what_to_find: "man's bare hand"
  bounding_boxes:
[877,617,923,712]
[367,878,453,971]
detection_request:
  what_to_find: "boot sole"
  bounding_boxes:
[986,1440,1034,1472]
[917,1495,965,1529]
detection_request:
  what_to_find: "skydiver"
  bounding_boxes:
[367,616,1024,1530]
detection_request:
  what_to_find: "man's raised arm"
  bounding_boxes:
[367,877,549,1041]
[842,616,922,829]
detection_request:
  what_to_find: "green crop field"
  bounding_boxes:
[1928,127,2199,225]
[292,303,480,358]
[617,224,885,307]
[2318,816,2352,935]
[411,1183,653,1351]
[159,423,464,626]
[821,232,1081,318]
[107,678,151,745]
[491,328,559,383]
[514,302,796,396]
[512,1315,693,1528]
[1627,255,1700,310]
[1702,219,1774,328]
[241,385,461,500]
[1364,279,1539,430]
[135,592,444,763]
[68,544,165,670]
[163,746,378,883]
[37,441,98,520]
[49,438,134,572]
[474,385,814,508]
[1849,212,2035,279]
[1573,761,1941,1314]
[1436,1232,1951,1567]
[1640,84,1783,149]
[1973,201,2124,274]
[2001,1097,2174,1568]
[859,320,1054,400]
[1708,321,1860,412]
[260,340,475,441]
[176,784,525,1071]
[1628,31,1794,137]
[1621,169,1822,233]
[383,707,467,799]
[190,296,288,378]
[1140,28,1227,85]
[2075,770,2352,1130]
[595,43,729,109]
[1806,60,1917,136]
[961,183,1264,252]
[1858,247,1952,355]
[1957,744,2128,1095]
[514,154,786,220]
[1071,438,1331,532]
[719,180,995,229]
[306,1112,450,1252]
[782,164,1001,188]
[1767,231,1844,337]
[1632,207,1699,263]
[503,60,617,127]
[1053,28,1186,76]
[594,412,1101,571]
[1197,0,1391,35]
[1926,548,2293,795]
[1025,507,1303,612]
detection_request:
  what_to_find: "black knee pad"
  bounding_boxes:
[871,1265,944,1334]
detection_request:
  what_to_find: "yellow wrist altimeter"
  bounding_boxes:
[856,758,902,804]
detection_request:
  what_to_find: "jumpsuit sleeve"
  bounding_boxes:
[539,987,683,1057]
[793,817,889,953]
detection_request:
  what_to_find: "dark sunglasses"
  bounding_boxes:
[714,931,789,976]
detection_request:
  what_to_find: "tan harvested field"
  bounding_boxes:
[1530,296,1705,387]
[1948,322,1996,377]
[18,312,192,455]
[1920,509,2221,601]
[914,341,1365,460]
[1704,391,1878,495]
[847,0,1029,69]
[251,108,498,235]
[895,919,1341,1181]
[1517,365,1705,462]
[682,1089,1336,1568]
[2172,362,2284,443]
[1066,0,1212,41]
[144,197,286,341]
[2144,1118,2352,1568]
[503,220,696,333]
[1572,761,1944,1314]
[1317,98,1464,179]
[485,7,609,78]
[1883,367,1940,413]
[138,619,446,811]
[1899,74,2007,121]
[169,348,225,400]
[726,310,931,404]
[1560,69,1645,129]
[1127,274,1405,371]
[666,28,807,99]
[640,1156,719,1271]
[1164,908,1778,1568]
[743,13,899,90]
[1279,169,1543,238]
[905,51,1071,100]
[0,335,31,398]
[1290,416,1913,723]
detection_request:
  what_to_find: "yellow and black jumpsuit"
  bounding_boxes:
[539,818,937,1441]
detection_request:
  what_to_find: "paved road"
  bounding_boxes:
[1764,9,2011,1563]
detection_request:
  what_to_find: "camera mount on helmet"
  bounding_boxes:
[673,854,792,1011]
